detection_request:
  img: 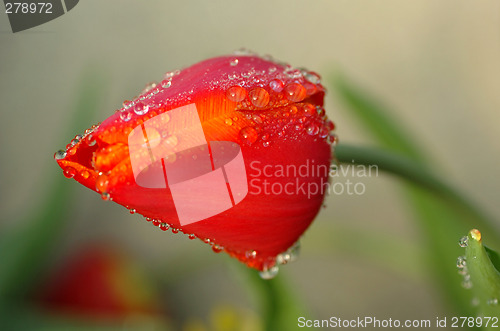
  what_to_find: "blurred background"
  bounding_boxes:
[1,1,499,330]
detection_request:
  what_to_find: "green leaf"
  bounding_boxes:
[333,74,424,162]
[463,229,500,324]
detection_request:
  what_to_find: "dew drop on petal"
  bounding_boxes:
[123,100,133,109]
[284,83,307,102]
[306,123,320,136]
[226,86,247,102]
[269,79,284,92]
[101,192,110,201]
[212,244,223,253]
[249,87,270,108]
[245,250,257,259]
[319,127,330,138]
[54,150,67,160]
[225,118,233,126]
[63,167,77,178]
[259,265,279,279]
[458,236,468,248]
[287,241,300,262]
[160,223,169,231]
[79,170,90,179]
[129,208,136,214]
[134,102,149,115]
[188,234,196,240]
[230,58,239,66]
[95,174,110,193]
[161,80,172,88]
[303,71,321,84]
[120,111,132,122]
[239,126,258,145]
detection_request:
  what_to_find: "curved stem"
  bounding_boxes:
[335,143,500,240]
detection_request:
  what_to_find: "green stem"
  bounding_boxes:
[335,143,500,244]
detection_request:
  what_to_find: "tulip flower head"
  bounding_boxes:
[55,50,336,278]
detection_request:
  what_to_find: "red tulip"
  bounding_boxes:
[37,245,163,319]
[55,51,336,274]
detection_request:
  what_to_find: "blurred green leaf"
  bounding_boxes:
[463,229,500,326]
[0,69,106,307]
[332,74,500,319]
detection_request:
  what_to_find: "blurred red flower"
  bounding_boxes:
[55,51,336,273]
[37,245,164,320]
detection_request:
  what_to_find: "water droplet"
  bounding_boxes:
[188,234,196,240]
[101,192,110,201]
[303,71,321,84]
[161,80,172,88]
[142,82,157,94]
[248,88,270,108]
[95,174,109,193]
[79,170,90,179]
[319,127,330,138]
[303,82,318,96]
[233,48,253,56]
[160,223,169,231]
[262,141,270,147]
[129,208,136,214]
[134,102,149,115]
[152,220,160,226]
[306,123,320,136]
[230,58,239,66]
[327,133,338,146]
[458,236,469,248]
[269,79,284,92]
[212,244,223,253]
[204,238,211,244]
[171,228,179,234]
[471,297,480,306]
[245,250,257,259]
[63,167,77,178]
[86,135,97,146]
[54,150,67,160]
[251,114,263,124]
[462,280,473,289]
[457,256,467,269]
[487,298,498,306]
[287,242,300,262]
[259,265,279,279]
[120,111,132,122]
[284,83,307,102]
[239,126,258,145]
[123,100,133,109]
[225,118,233,126]
[164,71,175,79]
[226,86,247,102]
